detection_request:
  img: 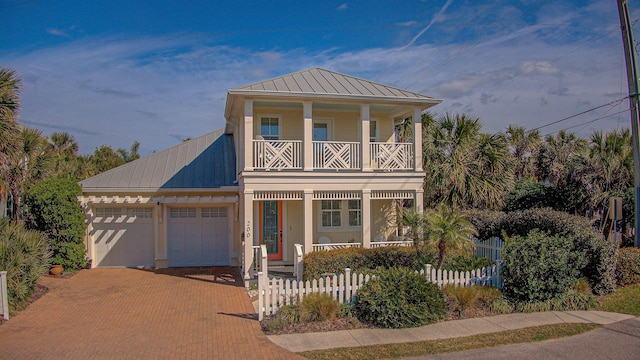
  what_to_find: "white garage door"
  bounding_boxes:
[168,207,230,267]
[92,207,155,267]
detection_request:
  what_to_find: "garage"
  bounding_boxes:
[92,207,155,267]
[167,206,230,267]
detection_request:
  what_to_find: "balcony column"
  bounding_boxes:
[242,191,254,281]
[303,189,313,253]
[415,188,424,213]
[244,100,254,171]
[361,104,371,171]
[303,102,313,171]
[362,189,371,248]
[413,106,423,172]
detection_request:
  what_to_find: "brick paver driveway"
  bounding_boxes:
[0,267,301,359]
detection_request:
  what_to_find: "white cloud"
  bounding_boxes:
[337,3,348,10]
[46,28,70,37]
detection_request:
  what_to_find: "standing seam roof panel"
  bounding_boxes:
[292,73,314,93]
[282,76,302,92]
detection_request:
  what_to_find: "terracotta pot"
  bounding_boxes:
[49,265,63,276]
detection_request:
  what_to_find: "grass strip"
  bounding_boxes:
[598,283,640,316]
[299,323,599,360]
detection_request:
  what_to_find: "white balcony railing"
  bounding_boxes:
[370,142,413,170]
[313,141,360,170]
[370,240,414,248]
[253,140,302,170]
[312,242,362,252]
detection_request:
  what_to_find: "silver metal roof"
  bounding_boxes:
[80,129,236,192]
[230,68,438,101]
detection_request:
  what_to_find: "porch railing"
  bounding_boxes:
[253,140,302,169]
[313,141,360,170]
[370,142,413,170]
[370,240,414,248]
[311,243,362,252]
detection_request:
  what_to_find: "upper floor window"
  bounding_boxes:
[260,116,280,140]
[370,120,378,142]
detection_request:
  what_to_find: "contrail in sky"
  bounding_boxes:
[404,0,454,48]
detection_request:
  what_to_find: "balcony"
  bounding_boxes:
[252,140,414,171]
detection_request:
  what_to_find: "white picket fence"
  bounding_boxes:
[1,271,9,320]
[257,263,501,320]
[475,236,504,262]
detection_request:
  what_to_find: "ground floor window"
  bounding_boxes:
[320,200,361,231]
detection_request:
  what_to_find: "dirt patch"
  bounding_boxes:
[262,316,373,335]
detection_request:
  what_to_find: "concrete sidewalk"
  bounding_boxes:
[267,311,635,353]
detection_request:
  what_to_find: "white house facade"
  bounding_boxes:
[78,68,441,281]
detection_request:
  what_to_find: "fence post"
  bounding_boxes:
[1,271,8,320]
[260,244,268,278]
[495,260,502,288]
[257,271,264,321]
[345,268,352,304]
[294,244,304,281]
[425,264,432,283]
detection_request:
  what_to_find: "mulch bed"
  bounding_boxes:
[262,316,373,335]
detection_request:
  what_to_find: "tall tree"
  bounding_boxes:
[5,128,50,220]
[423,113,513,210]
[0,68,21,177]
[505,125,541,180]
[534,130,587,186]
[117,140,140,163]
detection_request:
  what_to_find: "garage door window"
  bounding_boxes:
[127,208,153,218]
[170,208,196,218]
[202,207,227,218]
[95,208,122,218]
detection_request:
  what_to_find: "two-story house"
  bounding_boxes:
[78,68,441,282]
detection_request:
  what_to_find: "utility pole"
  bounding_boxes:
[618,0,640,248]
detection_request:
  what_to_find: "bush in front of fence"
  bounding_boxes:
[501,230,586,303]
[0,219,50,315]
[354,267,445,328]
[303,246,417,280]
[468,208,616,295]
[303,246,493,281]
[616,247,640,287]
[442,284,503,317]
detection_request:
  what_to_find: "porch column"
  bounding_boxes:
[361,104,371,171]
[415,188,424,213]
[303,189,313,253]
[244,100,254,171]
[362,189,371,248]
[303,102,313,171]
[413,106,423,172]
[243,191,254,280]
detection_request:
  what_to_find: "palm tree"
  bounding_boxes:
[505,125,541,180]
[423,113,513,210]
[0,68,21,174]
[424,205,478,270]
[5,128,50,220]
[534,130,587,186]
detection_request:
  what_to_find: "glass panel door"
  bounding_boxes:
[260,201,282,260]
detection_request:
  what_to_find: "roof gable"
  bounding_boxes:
[230,68,436,101]
[80,129,236,192]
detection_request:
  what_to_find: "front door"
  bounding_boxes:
[259,201,282,260]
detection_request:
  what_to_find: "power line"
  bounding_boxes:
[542,108,630,137]
[527,96,630,133]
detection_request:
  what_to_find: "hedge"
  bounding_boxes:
[467,208,616,295]
[0,220,50,315]
[616,247,640,286]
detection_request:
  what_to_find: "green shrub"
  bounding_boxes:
[514,291,598,313]
[300,293,339,322]
[489,298,513,314]
[303,246,489,281]
[354,267,445,328]
[616,247,640,286]
[442,285,480,316]
[0,220,50,315]
[467,208,616,295]
[262,304,300,331]
[502,230,585,302]
[24,175,88,270]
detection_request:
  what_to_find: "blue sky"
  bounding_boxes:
[1,0,639,155]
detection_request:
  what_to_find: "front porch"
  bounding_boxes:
[241,188,421,281]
